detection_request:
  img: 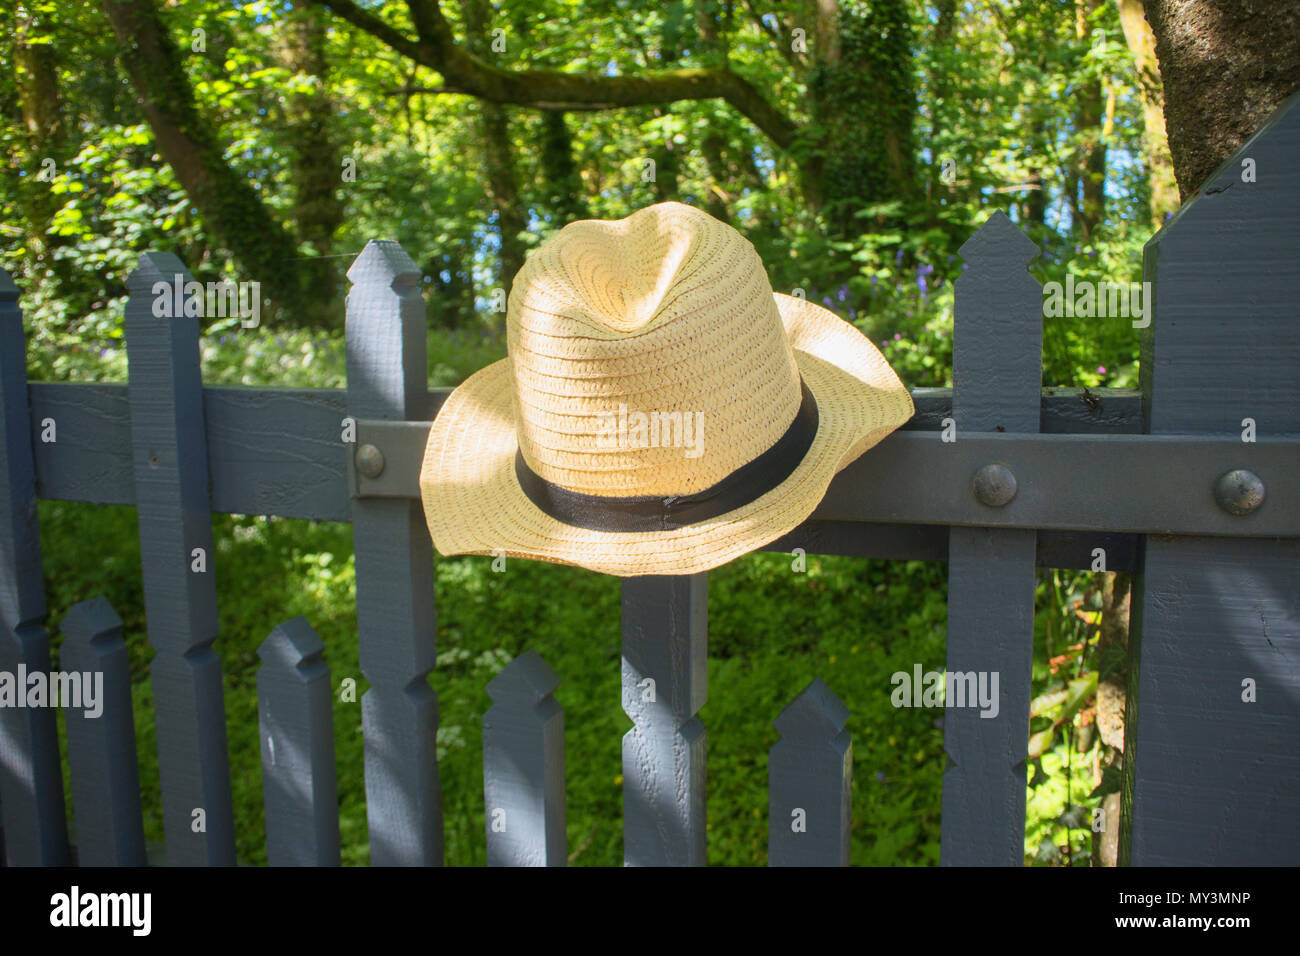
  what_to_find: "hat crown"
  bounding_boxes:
[507,203,803,497]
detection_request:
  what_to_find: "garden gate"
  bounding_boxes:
[1,94,1297,867]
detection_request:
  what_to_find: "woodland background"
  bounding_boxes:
[3,0,1298,865]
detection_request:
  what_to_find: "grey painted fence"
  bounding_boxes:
[0,94,1297,867]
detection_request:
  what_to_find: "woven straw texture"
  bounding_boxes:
[419,202,914,576]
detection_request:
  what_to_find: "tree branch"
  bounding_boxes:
[742,0,804,70]
[302,0,800,148]
[99,0,306,311]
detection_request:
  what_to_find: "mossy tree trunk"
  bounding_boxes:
[281,2,346,323]
[804,0,919,240]
[99,0,330,326]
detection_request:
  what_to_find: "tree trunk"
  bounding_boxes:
[462,0,527,319]
[1115,0,1177,227]
[1142,0,1300,201]
[1093,570,1130,867]
[281,3,345,321]
[699,130,732,223]
[99,0,320,325]
[14,5,70,278]
[481,103,528,304]
[538,111,588,224]
[804,0,918,240]
[1074,0,1107,239]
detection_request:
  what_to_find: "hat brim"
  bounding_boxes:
[418,294,914,577]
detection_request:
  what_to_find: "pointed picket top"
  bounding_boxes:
[346,239,421,290]
[61,595,123,644]
[957,209,1040,267]
[125,251,193,294]
[0,267,17,299]
[1179,87,1300,213]
[257,617,326,675]
[774,677,850,742]
[486,649,560,707]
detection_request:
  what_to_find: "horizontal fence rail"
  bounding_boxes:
[24,385,1298,537]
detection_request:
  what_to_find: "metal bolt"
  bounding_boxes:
[1213,469,1265,516]
[356,443,385,479]
[973,463,1017,507]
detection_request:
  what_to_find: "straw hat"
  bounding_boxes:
[418,201,913,577]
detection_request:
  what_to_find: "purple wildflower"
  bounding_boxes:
[1098,365,1106,374]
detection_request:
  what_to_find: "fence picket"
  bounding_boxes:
[125,252,236,865]
[941,212,1041,866]
[483,650,565,866]
[257,617,340,866]
[0,267,70,866]
[1124,92,1300,864]
[345,240,441,866]
[60,596,147,866]
[768,678,852,866]
[621,573,708,866]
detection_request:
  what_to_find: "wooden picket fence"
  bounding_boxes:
[1,95,1297,867]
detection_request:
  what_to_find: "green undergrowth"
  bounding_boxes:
[35,497,1106,866]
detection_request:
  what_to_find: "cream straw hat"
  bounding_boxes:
[419,201,914,577]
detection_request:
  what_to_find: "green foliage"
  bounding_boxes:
[39,498,953,866]
[1023,567,1112,866]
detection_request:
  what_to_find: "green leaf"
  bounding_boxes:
[1061,672,1099,724]
[1028,726,1056,759]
